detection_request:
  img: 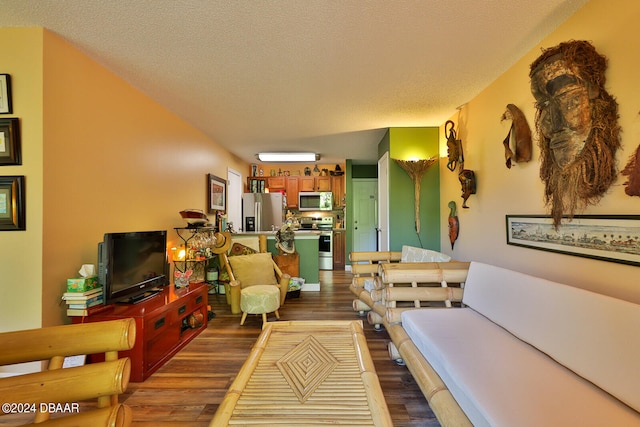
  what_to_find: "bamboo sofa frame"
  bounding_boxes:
[349,250,468,328]
[0,318,136,427]
[350,252,473,425]
[377,265,472,427]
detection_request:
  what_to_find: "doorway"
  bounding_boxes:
[227,168,242,232]
[377,152,389,251]
[352,179,378,252]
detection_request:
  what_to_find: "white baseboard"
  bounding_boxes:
[301,282,320,291]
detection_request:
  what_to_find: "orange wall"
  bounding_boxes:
[438,0,640,303]
[0,27,248,373]
[41,30,248,326]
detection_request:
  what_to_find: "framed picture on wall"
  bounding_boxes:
[0,74,12,114]
[208,174,226,214]
[0,175,26,231]
[506,214,640,266]
[0,118,21,165]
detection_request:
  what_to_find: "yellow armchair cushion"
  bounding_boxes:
[228,253,278,288]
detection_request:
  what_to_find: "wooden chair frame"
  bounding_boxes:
[0,318,136,427]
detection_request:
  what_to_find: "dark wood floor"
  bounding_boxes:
[1,270,440,426]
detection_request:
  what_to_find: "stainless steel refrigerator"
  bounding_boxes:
[242,193,284,232]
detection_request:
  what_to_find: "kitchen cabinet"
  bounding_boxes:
[299,176,315,192]
[300,176,331,192]
[247,177,266,193]
[267,176,286,189]
[333,229,345,270]
[316,176,331,191]
[285,177,299,209]
[331,175,345,208]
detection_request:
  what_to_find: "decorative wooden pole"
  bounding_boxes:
[393,157,437,233]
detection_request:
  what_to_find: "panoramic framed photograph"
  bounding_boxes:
[208,173,226,213]
[0,118,21,165]
[0,175,26,231]
[0,74,12,114]
[506,214,640,266]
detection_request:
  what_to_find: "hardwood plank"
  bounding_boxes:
[0,270,440,427]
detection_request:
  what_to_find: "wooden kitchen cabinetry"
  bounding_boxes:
[285,176,299,209]
[333,229,346,270]
[300,176,331,192]
[331,175,345,208]
[267,176,286,189]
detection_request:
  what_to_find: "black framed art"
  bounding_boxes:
[0,118,21,165]
[208,174,226,214]
[0,74,12,114]
[0,175,25,231]
[506,214,640,266]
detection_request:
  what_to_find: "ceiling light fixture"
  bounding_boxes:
[256,152,320,162]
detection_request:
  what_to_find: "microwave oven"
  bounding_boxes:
[298,192,333,211]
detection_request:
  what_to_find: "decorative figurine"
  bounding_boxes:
[174,269,193,288]
[275,223,296,255]
[447,201,459,250]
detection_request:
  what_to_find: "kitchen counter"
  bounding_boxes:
[233,230,321,237]
[227,232,320,290]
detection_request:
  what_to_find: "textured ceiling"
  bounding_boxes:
[0,0,588,164]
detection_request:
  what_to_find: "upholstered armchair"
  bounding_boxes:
[211,233,290,325]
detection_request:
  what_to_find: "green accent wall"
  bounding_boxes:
[344,127,440,264]
[387,127,440,251]
[267,236,319,284]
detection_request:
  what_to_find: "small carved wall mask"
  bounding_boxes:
[501,104,532,168]
[458,169,476,208]
[445,120,464,172]
[621,145,640,197]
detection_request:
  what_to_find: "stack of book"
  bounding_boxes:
[62,287,105,316]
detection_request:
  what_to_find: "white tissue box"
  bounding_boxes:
[66,276,99,292]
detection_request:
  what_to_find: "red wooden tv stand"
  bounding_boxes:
[73,282,208,382]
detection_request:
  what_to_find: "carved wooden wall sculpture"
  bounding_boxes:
[530,40,620,228]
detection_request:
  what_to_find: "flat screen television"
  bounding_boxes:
[98,230,170,304]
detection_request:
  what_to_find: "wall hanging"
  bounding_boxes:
[0,118,20,165]
[393,158,437,233]
[447,201,459,249]
[0,175,25,231]
[621,144,640,197]
[0,74,12,114]
[208,173,226,214]
[458,169,476,209]
[445,120,464,172]
[530,40,620,229]
[500,104,531,168]
[506,214,640,266]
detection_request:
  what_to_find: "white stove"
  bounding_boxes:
[299,217,334,270]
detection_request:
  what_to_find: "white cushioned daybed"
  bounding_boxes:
[394,262,640,427]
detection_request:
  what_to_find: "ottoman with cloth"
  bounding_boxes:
[239,284,280,325]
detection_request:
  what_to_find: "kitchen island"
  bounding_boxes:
[230,231,320,290]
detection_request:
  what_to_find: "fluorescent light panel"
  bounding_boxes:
[257,152,319,162]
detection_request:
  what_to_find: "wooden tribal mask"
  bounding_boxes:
[530,40,620,228]
[501,104,532,168]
